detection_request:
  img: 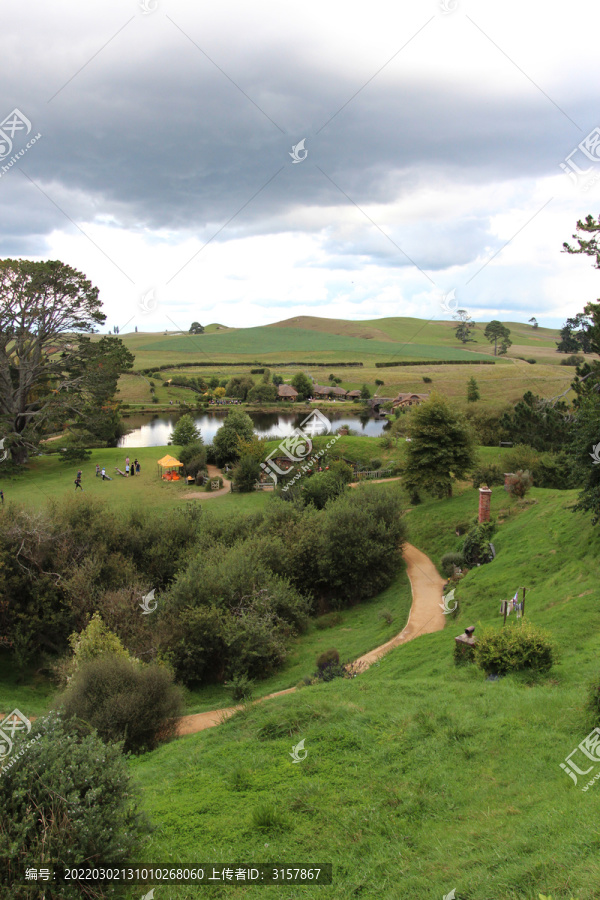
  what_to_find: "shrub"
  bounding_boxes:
[232,454,261,492]
[379,609,394,625]
[505,469,534,498]
[0,711,148,897]
[163,606,228,686]
[227,673,254,702]
[474,621,556,675]
[461,522,495,566]
[454,641,476,666]
[152,396,159,403]
[560,354,585,366]
[59,446,92,465]
[472,463,505,488]
[169,414,202,446]
[316,648,340,670]
[440,551,465,577]
[369,457,383,470]
[58,654,183,754]
[526,358,537,364]
[423,376,432,383]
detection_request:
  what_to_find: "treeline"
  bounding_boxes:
[1,487,406,685]
[375,359,495,368]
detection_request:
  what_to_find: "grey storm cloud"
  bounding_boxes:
[0,1,596,272]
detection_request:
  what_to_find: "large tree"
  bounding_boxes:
[499,391,570,451]
[212,408,255,467]
[483,320,512,356]
[0,259,133,463]
[291,371,313,401]
[455,320,476,344]
[403,394,476,498]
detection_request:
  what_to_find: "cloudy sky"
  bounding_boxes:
[1,0,600,332]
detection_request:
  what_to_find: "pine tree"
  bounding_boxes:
[467,377,480,402]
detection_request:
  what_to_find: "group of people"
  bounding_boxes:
[71,457,142,488]
[208,398,241,405]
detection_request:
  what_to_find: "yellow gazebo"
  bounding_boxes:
[157,453,183,481]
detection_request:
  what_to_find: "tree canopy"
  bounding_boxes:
[403,394,476,498]
[189,322,204,334]
[169,413,202,446]
[483,320,512,356]
[0,259,133,462]
[212,408,255,466]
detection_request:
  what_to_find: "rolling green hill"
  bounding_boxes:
[129,485,600,900]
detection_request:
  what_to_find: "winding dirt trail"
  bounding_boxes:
[176,542,445,737]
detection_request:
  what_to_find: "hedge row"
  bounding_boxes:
[137,361,364,374]
[375,359,495,368]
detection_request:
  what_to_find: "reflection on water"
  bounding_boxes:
[118,410,389,447]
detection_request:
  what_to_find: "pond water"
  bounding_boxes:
[118,410,389,447]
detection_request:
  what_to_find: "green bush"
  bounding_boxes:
[0,712,149,898]
[454,640,475,666]
[251,802,286,831]
[316,648,340,670]
[473,621,556,676]
[423,376,432,383]
[472,463,506,488]
[369,457,383,470]
[379,609,394,625]
[227,673,254,702]
[59,654,183,754]
[506,469,534,498]
[461,522,496,566]
[232,454,261,492]
[440,551,464,577]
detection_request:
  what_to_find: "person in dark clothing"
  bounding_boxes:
[74,475,83,491]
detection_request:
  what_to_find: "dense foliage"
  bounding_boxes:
[0,712,148,899]
[474,621,556,676]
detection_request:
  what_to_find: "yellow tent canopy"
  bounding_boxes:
[157,454,183,480]
[157,454,182,467]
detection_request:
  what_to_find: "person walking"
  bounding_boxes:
[0,489,4,505]
[125,462,130,476]
[95,464,100,477]
[101,467,107,480]
[74,473,83,492]
[125,456,130,469]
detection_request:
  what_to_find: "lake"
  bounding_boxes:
[118,410,389,447]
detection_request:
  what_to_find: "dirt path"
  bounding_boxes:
[176,542,445,736]
[181,464,232,499]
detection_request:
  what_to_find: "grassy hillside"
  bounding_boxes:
[127,487,600,900]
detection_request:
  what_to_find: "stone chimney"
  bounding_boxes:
[478,486,492,523]
[504,473,515,492]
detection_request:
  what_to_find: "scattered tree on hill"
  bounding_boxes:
[484,320,512,356]
[213,408,254,466]
[0,259,134,463]
[272,374,284,386]
[467,376,480,402]
[455,319,476,343]
[169,413,202,446]
[360,384,371,399]
[403,394,477,498]
[375,379,384,387]
[208,375,220,389]
[189,322,204,334]
[529,317,538,328]
[291,372,313,401]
